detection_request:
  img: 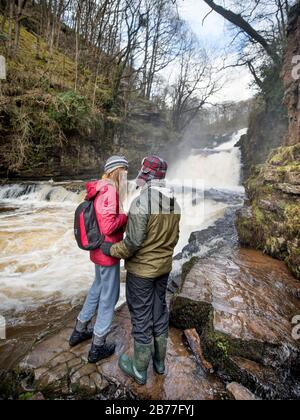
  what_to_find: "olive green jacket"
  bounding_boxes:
[110,181,181,279]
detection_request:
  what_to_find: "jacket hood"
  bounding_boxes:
[85,180,112,200]
[140,180,181,214]
[142,180,174,198]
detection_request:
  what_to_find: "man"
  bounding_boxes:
[101,156,181,385]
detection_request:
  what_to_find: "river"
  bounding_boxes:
[0,128,247,370]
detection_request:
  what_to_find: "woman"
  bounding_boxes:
[69,156,128,364]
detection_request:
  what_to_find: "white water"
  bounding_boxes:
[0,129,246,315]
[169,128,247,252]
[168,128,247,192]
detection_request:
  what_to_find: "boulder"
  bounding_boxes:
[276,183,300,195]
[184,329,214,374]
[237,145,300,280]
[18,304,227,400]
[226,382,257,401]
[170,248,300,399]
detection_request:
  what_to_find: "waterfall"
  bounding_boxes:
[0,129,246,313]
[0,183,84,205]
[168,128,247,191]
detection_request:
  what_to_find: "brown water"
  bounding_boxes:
[0,190,126,371]
[0,186,230,370]
[0,131,246,374]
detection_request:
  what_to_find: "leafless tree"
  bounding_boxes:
[169,30,220,132]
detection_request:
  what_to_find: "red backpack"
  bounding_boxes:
[74,197,105,251]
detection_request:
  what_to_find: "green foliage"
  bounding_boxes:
[269,144,300,167]
[48,91,92,133]
[216,338,230,359]
[0,90,98,172]
[0,32,8,41]
[258,60,286,115]
[19,392,34,400]
[237,142,300,280]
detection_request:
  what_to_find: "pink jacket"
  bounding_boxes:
[86,180,128,267]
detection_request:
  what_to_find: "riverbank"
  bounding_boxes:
[2,245,299,400]
[2,129,299,400]
[4,302,228,400]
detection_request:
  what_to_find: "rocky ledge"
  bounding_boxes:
[236,3,300,280]
[12,304,228,400]
[170,248,300,400]
[236,144,300,280]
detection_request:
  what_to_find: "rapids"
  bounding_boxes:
[0,128,246,369]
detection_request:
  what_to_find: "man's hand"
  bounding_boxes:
[101,242,114,257]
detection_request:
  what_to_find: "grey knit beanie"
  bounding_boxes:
[104,155,129,174]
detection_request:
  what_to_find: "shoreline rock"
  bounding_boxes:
[236,144,300,280]
[226,382,258,401]
[13,304,228,401]
[236,4,300,280]
[170,248,300,400]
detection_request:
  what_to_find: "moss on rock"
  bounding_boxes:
[236,144,300,280]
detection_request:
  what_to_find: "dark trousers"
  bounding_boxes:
[126,272,170,345]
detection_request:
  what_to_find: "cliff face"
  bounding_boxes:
[236,4,300,280]
[236,6,300,179]
[283,2,300,146]
[238,106,288,180]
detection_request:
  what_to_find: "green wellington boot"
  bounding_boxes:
[153,335,168,375]
[119,341,152,385]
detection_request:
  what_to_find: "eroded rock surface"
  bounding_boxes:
[170,248,300,399]
[226,382,257,401]
[237,144,300,280]
[18,304,227,400]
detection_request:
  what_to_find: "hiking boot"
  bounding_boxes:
[69,321,93,347]
[153,334,168,375]
[119,341,152,385]
[88,342,116,364]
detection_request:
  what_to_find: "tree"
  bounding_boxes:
[138,0,182,99]
[200,0,294,108]
[202,0,281,62]
[169,30,220,132]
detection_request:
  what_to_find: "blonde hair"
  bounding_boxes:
[102,166,126,192]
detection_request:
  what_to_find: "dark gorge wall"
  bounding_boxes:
[236,3,300,280]
[237,105,288,180]
[283,2,300,147]
[0,98,170,181]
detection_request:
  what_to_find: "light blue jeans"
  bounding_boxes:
[78,263,120,338]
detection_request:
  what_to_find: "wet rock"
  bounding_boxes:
[237,145,300,280]
[276,183,300,195]
[18,304,227,400]
[70,364,103,396]
[237,109,288,180]
[0,206,17,213]
[204,189,244,205]
[226,382,257,401]
[28,392,45,401]
[285,171,300,185]
[237,3,300,280]
[226,356,300,400]
[256,199,279,213]
[188,207,240,251]
[263,168,282,183]
[184,329,214,374]
[170,248,300,399]
[169,205,243,294]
